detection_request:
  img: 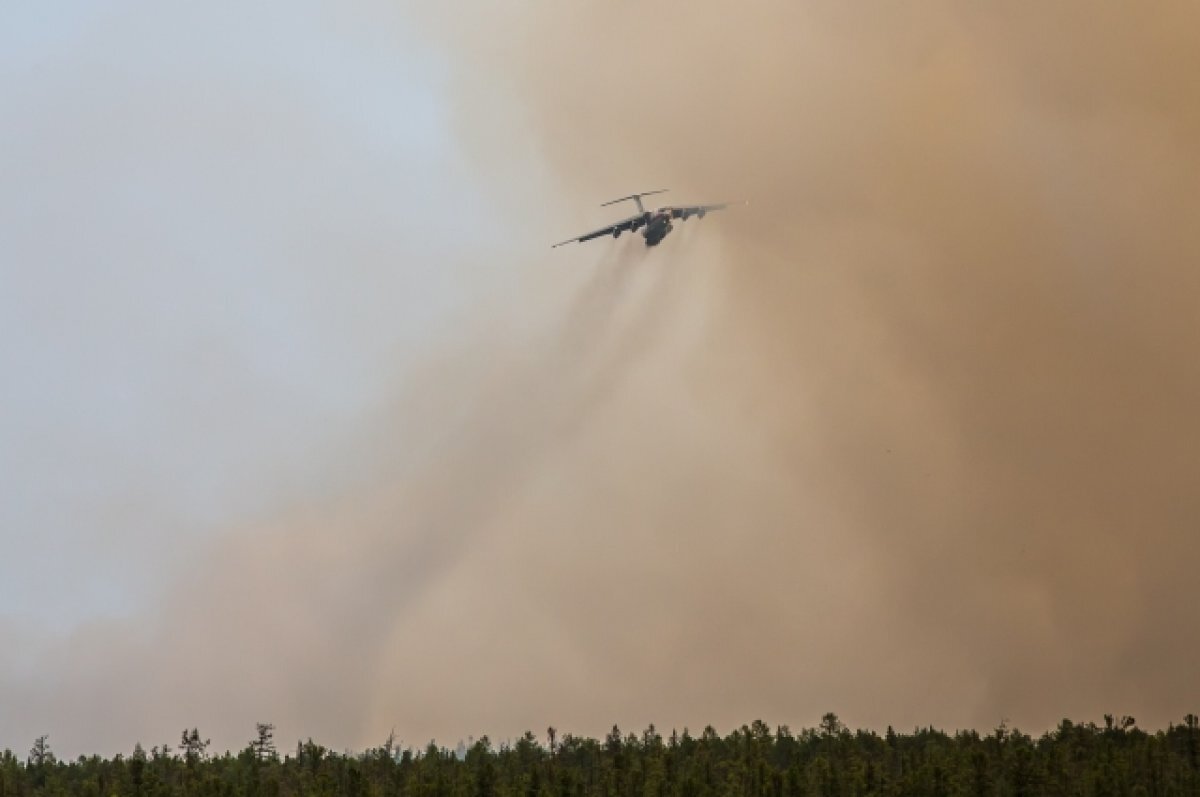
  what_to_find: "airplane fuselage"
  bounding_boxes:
[636,209,674,246]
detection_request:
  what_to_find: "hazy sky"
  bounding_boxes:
[2,1,486,623]
[4,1,1200,758]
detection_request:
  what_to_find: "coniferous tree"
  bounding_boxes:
[129,743,147,797]
[251,724,277,763]
[28,735,54,790]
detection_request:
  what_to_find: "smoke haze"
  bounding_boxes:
[4,1,1200,756]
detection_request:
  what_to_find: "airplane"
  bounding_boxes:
[552,189,742,249]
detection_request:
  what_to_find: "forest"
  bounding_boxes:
[3,714,1199,797]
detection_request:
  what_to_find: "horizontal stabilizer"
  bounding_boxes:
[601,189,668,208]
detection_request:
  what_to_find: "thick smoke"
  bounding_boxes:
[387,2,1200,739]
[6,2,1200,757]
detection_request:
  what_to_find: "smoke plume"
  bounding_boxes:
[5,1,1200,756]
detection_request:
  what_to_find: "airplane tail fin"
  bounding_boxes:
[601,189,668,214]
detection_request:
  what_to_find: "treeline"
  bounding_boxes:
[4,714,1200,797]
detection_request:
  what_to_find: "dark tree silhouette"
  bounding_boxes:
[4,716,1200,797]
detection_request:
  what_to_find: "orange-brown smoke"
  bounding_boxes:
[392,1,1200,739]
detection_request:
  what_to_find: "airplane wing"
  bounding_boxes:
[551,214,642,248]
[670,200,746,220]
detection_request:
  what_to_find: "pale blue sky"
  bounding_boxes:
[1,1,498,630]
